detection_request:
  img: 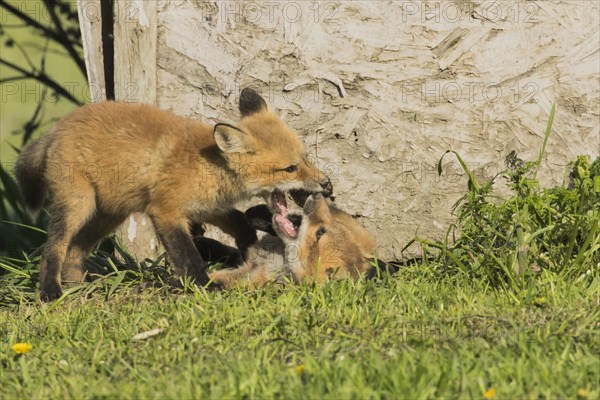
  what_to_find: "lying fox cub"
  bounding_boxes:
[206,192,394,288]
[15,89,332,300]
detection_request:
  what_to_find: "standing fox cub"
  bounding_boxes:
[208,192,396,289]
[15,88,332,301]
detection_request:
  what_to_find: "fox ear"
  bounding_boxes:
[365,258,400,279]
[213,123,255,154]
[239,88,268,117]
[245,204,277,236]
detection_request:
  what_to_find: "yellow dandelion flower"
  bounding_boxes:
[287,364,305,376]
[484,387,495,399]
[532,296,546,307]
[577,388,588,398]
[12,342,32,354]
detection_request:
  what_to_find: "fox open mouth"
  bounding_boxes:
[272,189,299,239]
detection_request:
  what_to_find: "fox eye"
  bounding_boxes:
[316,226,326,240]
[283,165,298,173]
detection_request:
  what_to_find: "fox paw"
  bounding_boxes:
[40,284,62,302]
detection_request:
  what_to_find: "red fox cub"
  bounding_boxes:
[208,193,391,289]
[15,89,332,301]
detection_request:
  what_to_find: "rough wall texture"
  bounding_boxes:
[156,0,599,259]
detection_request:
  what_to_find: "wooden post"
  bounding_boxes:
[77,0,106,101]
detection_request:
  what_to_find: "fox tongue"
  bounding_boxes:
[272,190,288,216]
[274,214,298,238]
[271,190,297,238]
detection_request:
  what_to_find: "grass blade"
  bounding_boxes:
[439,150,480,193]
[1,220,47,234]
[533,102,556,179]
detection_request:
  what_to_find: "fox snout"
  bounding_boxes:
[289,177,331,208]
[304,164,333,197]
[303,192,328,216]
[320,177,333,197]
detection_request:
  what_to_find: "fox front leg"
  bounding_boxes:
[151,216,210,286]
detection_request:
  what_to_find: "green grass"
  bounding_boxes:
[1,263,598,399]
